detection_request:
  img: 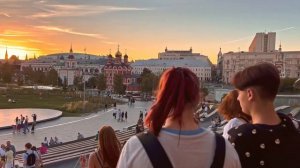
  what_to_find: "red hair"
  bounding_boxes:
[98,126,121,168]
[145,67,200,136]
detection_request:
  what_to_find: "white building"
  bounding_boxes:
[132,59,212,81]
[20,47,107,85]
[158,47,210,61]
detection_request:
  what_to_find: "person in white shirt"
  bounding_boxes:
[117,67,241,168]
[217,90,251,139]
[5,147,14,168]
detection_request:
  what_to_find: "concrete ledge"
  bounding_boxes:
[0,108,62,130]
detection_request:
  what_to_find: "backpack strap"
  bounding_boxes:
[211,133,226,168]
[137,131,173,168]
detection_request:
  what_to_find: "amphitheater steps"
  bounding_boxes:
[15,129,137,167]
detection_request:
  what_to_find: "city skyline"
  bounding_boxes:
[0,0,300,63]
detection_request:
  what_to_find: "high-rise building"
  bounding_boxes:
[249,32,276,52]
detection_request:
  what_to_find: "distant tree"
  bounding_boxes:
[141,73,159,94]
[45,69,58,86]
[279,78,298,92]
[139,68,152,83]
[97,74,107,91]
[63,78,68,91]
[22,66,34,84]
[200,87,209,97]
[33,71,46,84]
[113,74,126,95]
[16,74,24,86]
[87,77,98,88]
[58,77,63,86]
[0,63,14,83]
[73,76,83,91]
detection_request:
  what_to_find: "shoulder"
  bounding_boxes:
[228,123,256,143]
[122,135,143,152]
[224,139,242,168]
[88,151,97,163]
[117,135,152,168]
[89,151,97,161]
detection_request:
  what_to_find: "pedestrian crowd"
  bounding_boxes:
[112,109,128,122]
[13,114,37,134]
[0,141,16,168]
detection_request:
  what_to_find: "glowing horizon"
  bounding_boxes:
[1,0,300,64]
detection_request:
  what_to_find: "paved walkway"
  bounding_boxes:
[0,101,152,151]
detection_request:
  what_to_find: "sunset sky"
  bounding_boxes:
[0,0,300,63]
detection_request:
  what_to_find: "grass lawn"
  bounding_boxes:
[0,94,80,109]
[0,90,119,116]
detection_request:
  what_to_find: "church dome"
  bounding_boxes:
[68,54,74,59]
[115,50,122,57]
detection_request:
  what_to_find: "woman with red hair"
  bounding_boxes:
[117,67,241,168]
[218,90,251,139]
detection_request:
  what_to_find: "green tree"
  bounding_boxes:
[139,68,154,83]
[46,69,59,86]
[63,78,68,91]
[97,74,107,91]
[22,66,34,84]
[200,87,209,97]
[279,78,298,92]
[141,73,159,94]
[0,63,14,83]
[73,76,83,91]
[33,71,46,84]
[87,76,97,88]
[113,74,126,94]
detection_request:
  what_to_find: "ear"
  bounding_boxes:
[247,88,255,101]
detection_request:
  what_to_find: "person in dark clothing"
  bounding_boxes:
[139,111,143,119]
[121,112,124,122]
[125,111,127,122]
[228,63,300,168]
[31,114,37,133]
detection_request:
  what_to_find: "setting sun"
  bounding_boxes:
[0,46,41,60]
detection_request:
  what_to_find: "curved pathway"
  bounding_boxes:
[0,101,152,150]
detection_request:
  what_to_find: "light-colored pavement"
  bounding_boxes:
[0,101,153,151]
[0,109,62,129]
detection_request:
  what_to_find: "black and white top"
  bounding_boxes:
[228,113,300,168]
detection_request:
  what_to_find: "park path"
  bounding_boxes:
[0,101,152,151]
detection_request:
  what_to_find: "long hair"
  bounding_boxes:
[98,126,121,168]
[145,67,200,136]
[218,90,251,121]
